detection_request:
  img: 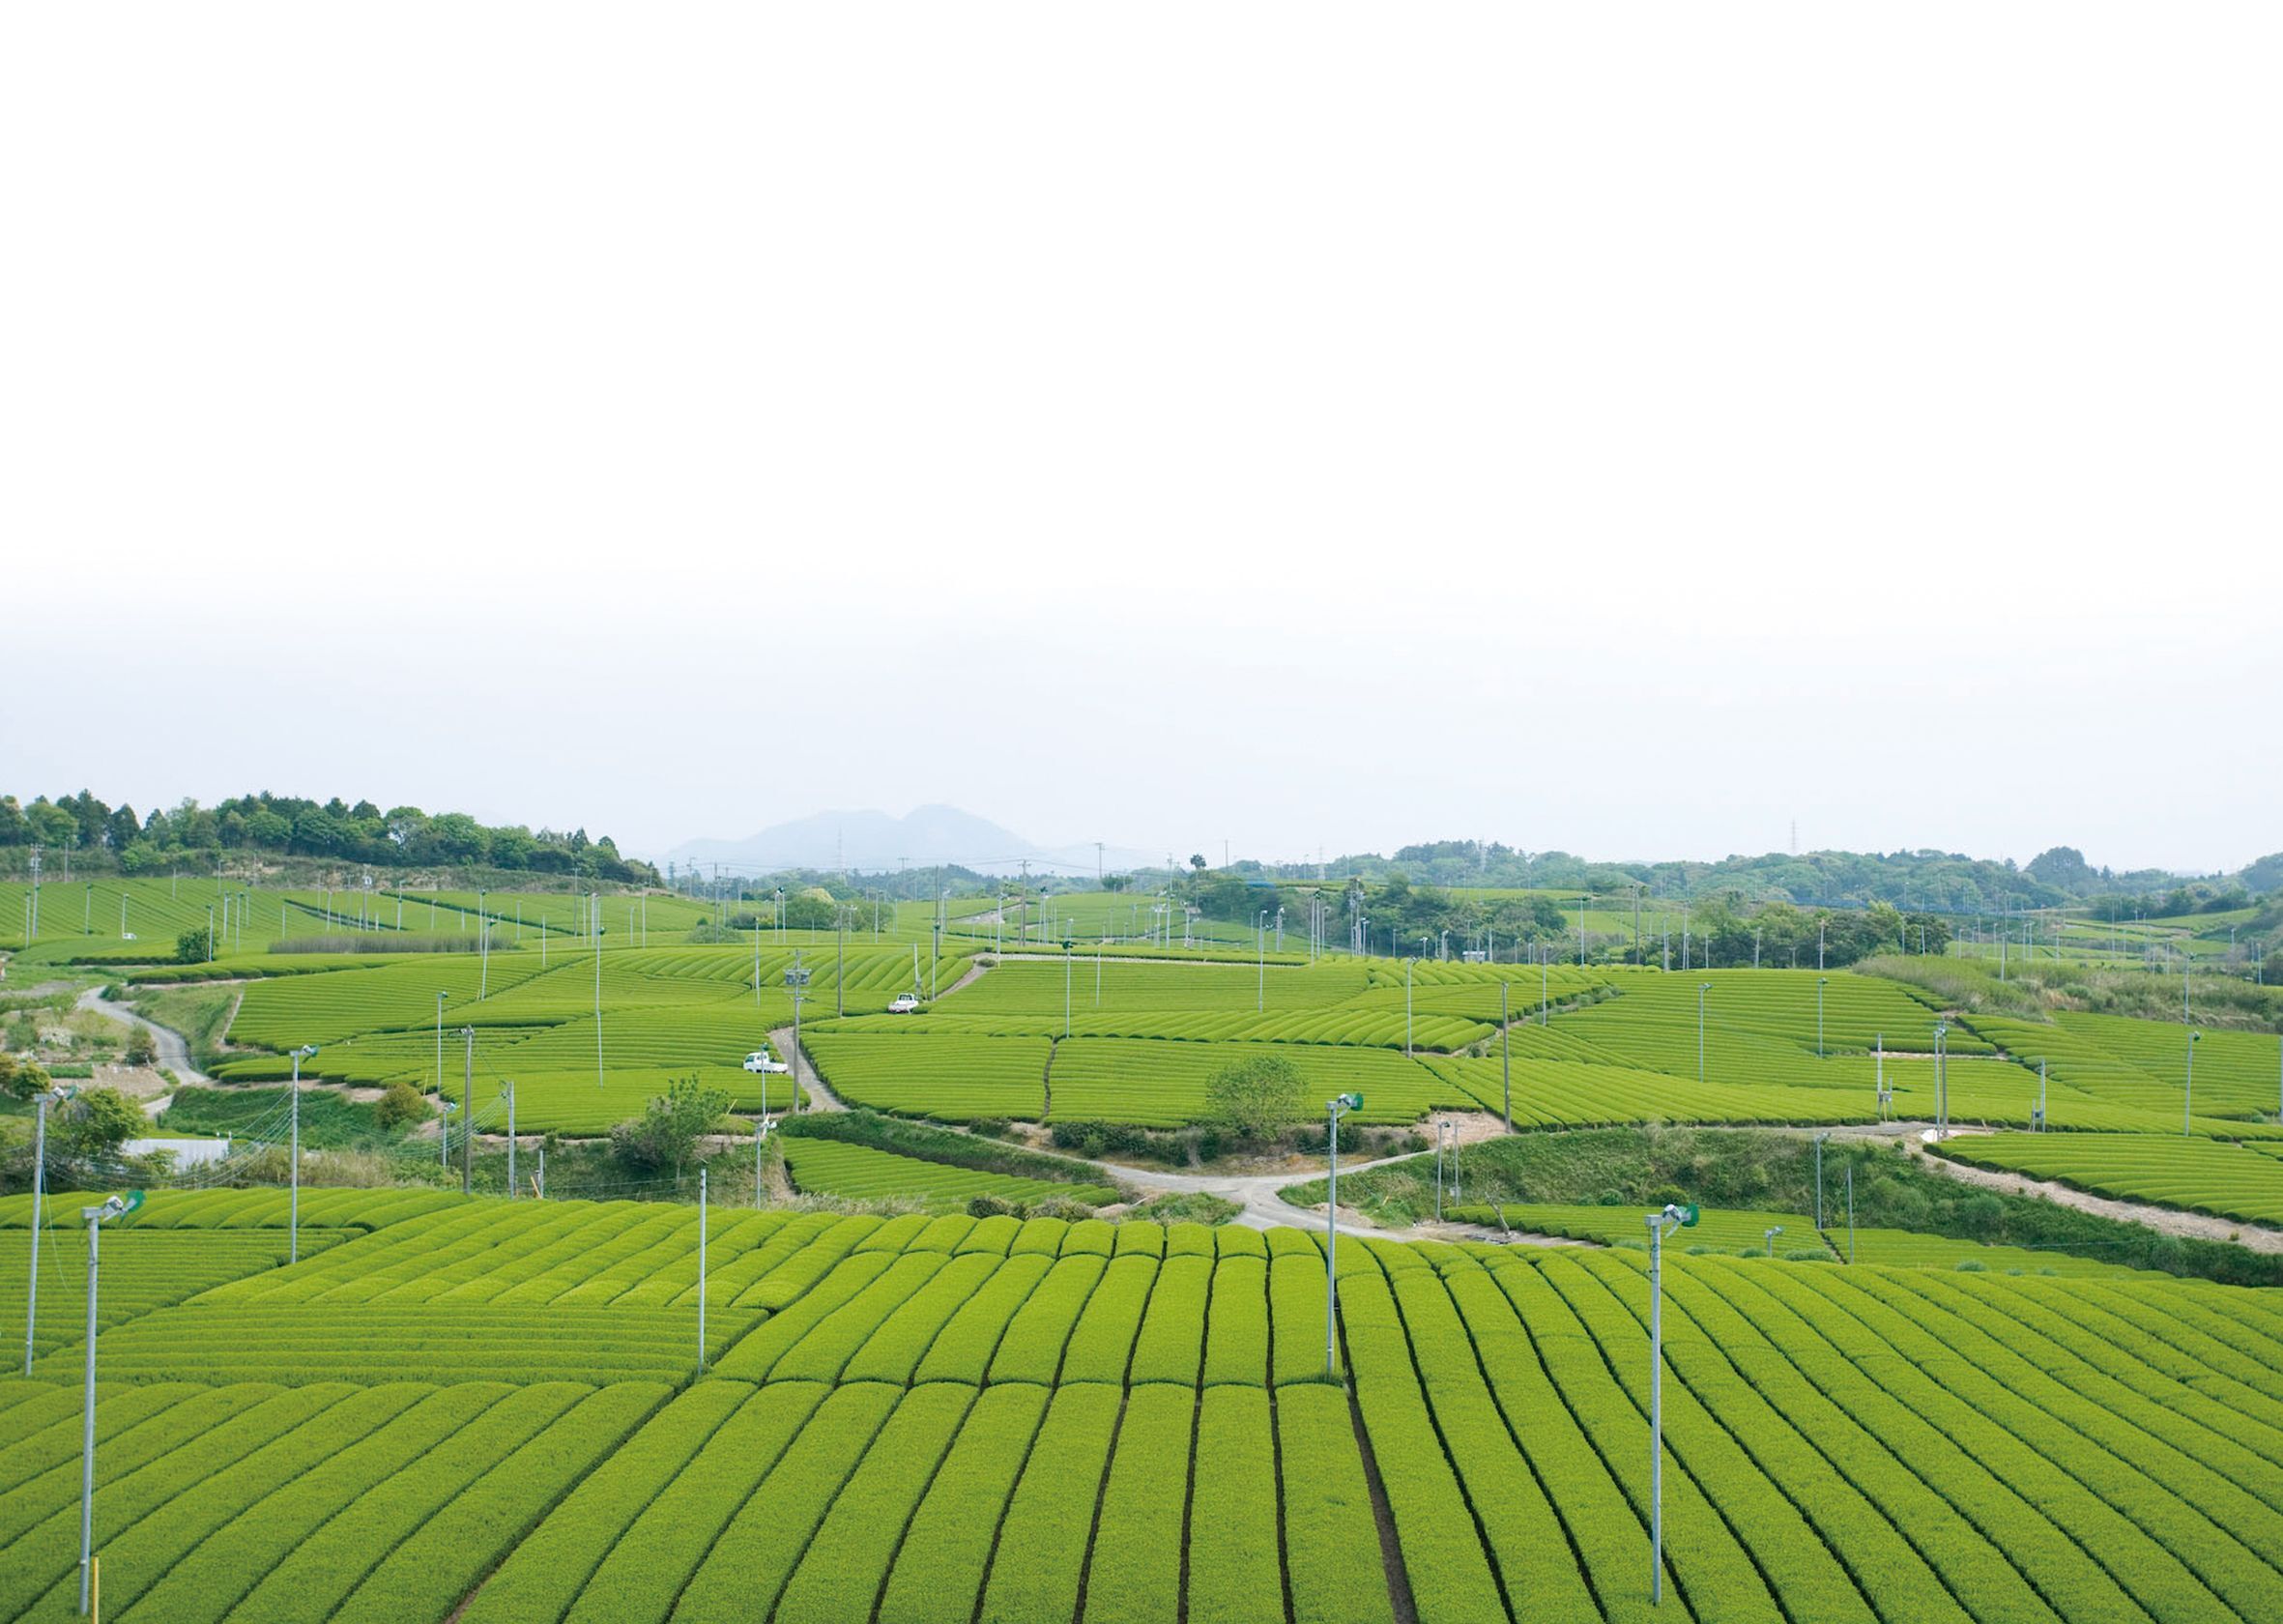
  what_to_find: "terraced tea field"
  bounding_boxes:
[35,911,2280,1148]
[778,1137,1120,1209]
[2,1187,2279,1621]
[1942,1132,2283,1229]
[1450,1202,1832,1256]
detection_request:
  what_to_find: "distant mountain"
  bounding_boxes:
[662,806,1159,879]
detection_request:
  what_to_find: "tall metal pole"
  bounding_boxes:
[791,990,804,1114]
[25,1089,59,1375]
[506,1083,516,1198]
[289,1048,303,1262]
[1846,1163,1856,1263]
[594,894,604,1089]
[1817,976,1827,1058]
[1814,1131,1826,1231]
[79,1210,101,1615]
[1064,941,1073,1038]
[1500,982,1513,1133]
[1324,1095,1355,1380]
[1647,1210,1666,1605]
[2185,1030,2200,1136]
[1935,1022,1948,1139]
[461,1028,476,1196]
[697,1167,708,1371]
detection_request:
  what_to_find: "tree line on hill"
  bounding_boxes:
[0,790,658,884]
[1168,839,2278,914]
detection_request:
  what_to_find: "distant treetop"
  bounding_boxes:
[0,788,657,884]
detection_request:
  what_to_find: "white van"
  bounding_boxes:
[742,1049,789,1074]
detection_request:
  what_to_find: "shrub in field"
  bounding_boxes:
[0,1052,50,1101]
[1205,1050,1307,1142]
[777,1108,1114,1190]
[609,1076,730,1182]
[372,1081,427,1131]
[1028,1196,1096,1222]
[1124,1191,1241,1227]
[53,1086,141,1161]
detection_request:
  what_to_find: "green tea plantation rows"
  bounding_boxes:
[3,1188,2280,1620]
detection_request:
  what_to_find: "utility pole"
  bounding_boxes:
[1933,1020,1949,1139]
[1813,1131,1829,1230]
[1434,1119,1450,1219]
[25,1085,72,1375]
[1324,1092,1362,1378]
[461,1028,476,1195]
[786,950,811,1115]
[289,1045,318,1262]
[1500,982,1513,1133]
[78,1191,141,1615]
[1644,1202,1695,1605]
[593,893,604,1089]
[697,1168,708,1371]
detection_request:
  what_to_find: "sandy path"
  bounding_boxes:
[1920,1149,2283,1253]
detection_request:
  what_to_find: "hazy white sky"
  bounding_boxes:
[6,5,2277,873]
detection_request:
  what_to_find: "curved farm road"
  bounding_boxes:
[74,986,214,1091]
[1922,1148,2283,1254]
[1091,1151,1432,1234]
[769,1026,848,1114]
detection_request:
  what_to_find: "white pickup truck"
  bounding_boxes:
[742,1049,789,1074]
[886,994,921,1014]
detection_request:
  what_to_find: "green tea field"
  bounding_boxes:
[2,1188,2280,1621]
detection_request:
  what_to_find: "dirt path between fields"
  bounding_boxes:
[73,986,213,1088]
[934,957,991,1000]
[1919,1150,2283,1253]
[770,1025,846,1114]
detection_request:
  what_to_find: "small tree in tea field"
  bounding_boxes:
[612,1075,732,1184]
[1204,1052,1307,1144]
